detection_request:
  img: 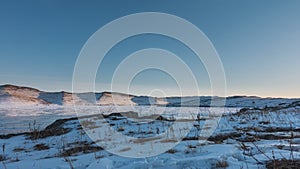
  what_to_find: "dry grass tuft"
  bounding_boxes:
[215,160,229,168]
[34,144,50,151]
[266,159,300,169]
[0,155,5,161]
[13,147,26,152]
[119,147,131,152]
[60,145,102,157]
[166,149,177,154]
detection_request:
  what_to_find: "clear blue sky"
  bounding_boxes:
[0,0,299,98]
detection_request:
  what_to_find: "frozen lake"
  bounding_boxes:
[0,106,240,135]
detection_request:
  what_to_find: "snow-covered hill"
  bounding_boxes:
[0,84,299,108]
[0,85,49,106]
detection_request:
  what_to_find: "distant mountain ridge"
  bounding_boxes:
[0,84,299,108]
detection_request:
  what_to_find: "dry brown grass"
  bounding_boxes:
[117,127,125,132]
[182,132,242,144]
[266,159,300,169]
[119,147,131,152]
[60,145,102,157]
[215,160,229,168]
[26,118,77,140]
[160,139,178,143]
[13,147,26,152]
[34,144,50,151]
[166,149,177,154]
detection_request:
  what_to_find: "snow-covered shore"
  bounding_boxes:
[1,103,300,169]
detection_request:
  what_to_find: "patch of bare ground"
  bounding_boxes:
[60,144,103,157]
[183,132,242,144]
[27,117,77,140]
[34,144,49,151]
[266,159,300,169]
[245,133,300,140]
[0,117,78,139]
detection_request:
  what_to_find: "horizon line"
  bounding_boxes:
[1,83,299,99]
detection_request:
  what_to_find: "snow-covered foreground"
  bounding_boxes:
[1,104,300,169]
